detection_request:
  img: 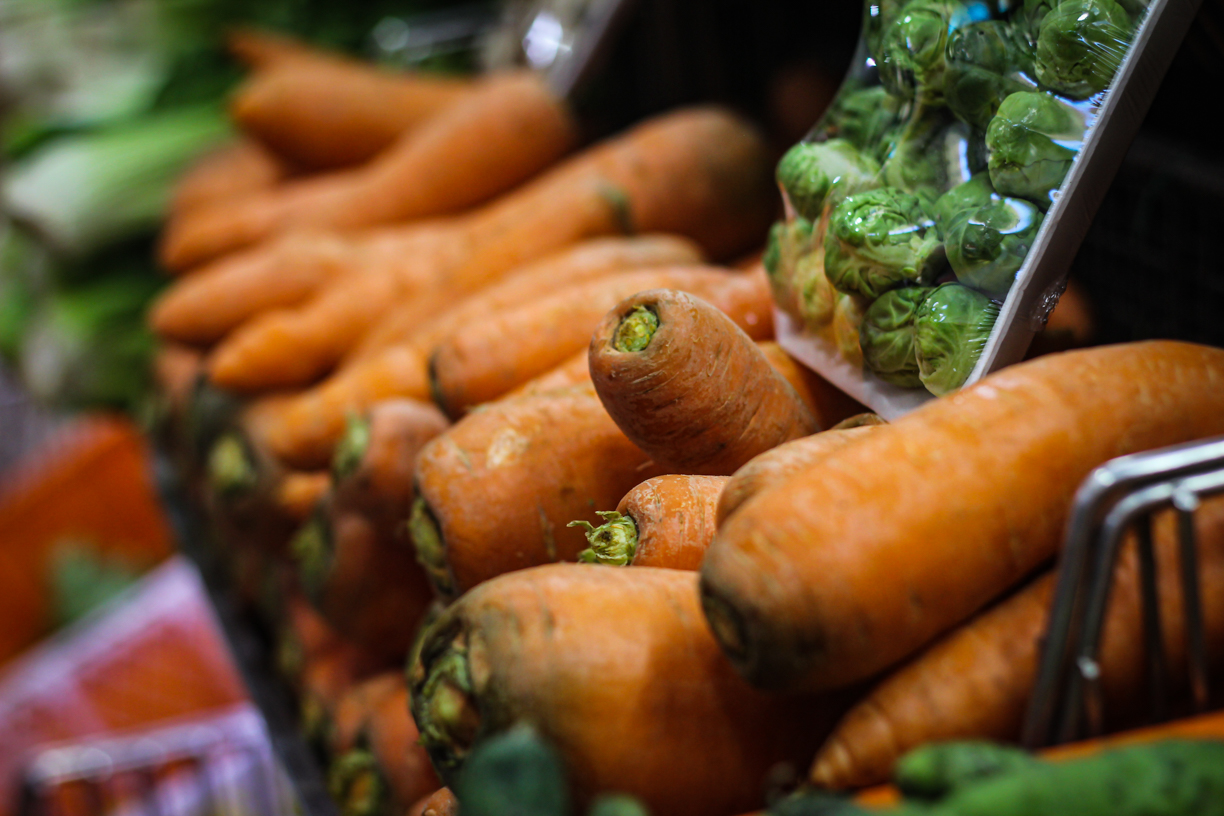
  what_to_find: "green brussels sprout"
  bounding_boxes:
[945,21,1037,129]
[945,195,1043,298]
[1020,0,1062,37]
[824,187,945,300]
[824,86,908,161]
[877,0,955,103]
[764,217,815,319]
[931,174,995,233]
[985,91,1083,206]
[1035,0,1133,98]
[882,111,974,203]
[776,139,882,222]
[833,294,868,367]
[793,246,837,328]
[914,282,1001,395]
[860,286,933,387]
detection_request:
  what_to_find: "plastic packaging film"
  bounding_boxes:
[771,0,1201,418]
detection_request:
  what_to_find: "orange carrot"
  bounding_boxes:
[275,471,330,523]
[757,340,870,429]
[226,28,333,71]
[195,107,773,392]
[571,474,729,569]
[298,640,392,750]
[408,564,855,816]
[588,287,811,476]
[160,71,575,271]
[409,384,664,599]
[251,236,701,467]
[430,266,774,418]
[503,351,592,399]
[170,139,289,219]
[407,789,457,816]
[231,60,473,171]
[700,341,1224,694]
[811,496,1224,790]
[715,424,884,525]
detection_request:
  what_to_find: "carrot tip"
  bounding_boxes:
[570,511,638,566]
[292,511,333,607]
[410,497,455,598]
[333,413,372,481]
[329,748,388,816]
[207,434,258,500]
[613,306,660,352]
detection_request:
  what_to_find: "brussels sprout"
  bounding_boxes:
[1035,0,1133,98]
[825,86,908,160]
[793,246,837,328]
[865,0,909,66]
[932,175,995,233]
[882,111,975,203]
[860,286,932,387]
[877,0,955,103]
[833,294,868,367]
[985,91,1083,206]
[945,21,1037,129]
[777,139,882,222]
[914,282,1001,395]
[764,217,815,319]
[945,196,1043,298]
[1020,0,1062,37]
[824,187,945,300]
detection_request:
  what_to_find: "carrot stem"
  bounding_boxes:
[333,413,372,481]
[207,434,257,498]
[415,642,480,778]
[292,511,332,606]
[614,306,659,352]
[410,497,454,597]
[329,748,388,816]
[570,511,639,565]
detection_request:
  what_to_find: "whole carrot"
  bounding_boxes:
[715,423,884,525]
[589,288,813,476]
[410,384,663,599]
[226,28,334,70]
[811,496,1224,790]
[230,60,472,170]
[160,71,574,271]
[407,564,854,816]
[407,790,457,816]
[700,341,1224,694]
[253,236,702,467]
[430,267,774,418]
[169,139,288,219]
[570,474,728,568]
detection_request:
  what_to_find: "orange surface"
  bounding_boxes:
[0,416,175,666]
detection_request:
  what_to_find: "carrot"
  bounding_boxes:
[226,27,332,71]
[699,341,1224,694]
[715,424,884,525]
[756,340,870,429]
[813,496,1224,790]
[160,71,575,271]
[276,589,345,689]
[204,427,307,555]
[570,474,728,568]
[588,288,812,476]
[275,471,330,523]
[251,236,701,467]
[409,384,664,599]
[151,344,206,459]
[230,60,473,171]
[503,351,592,399]
[169,139,289,219]
[329,673,441,816]
[151,223,455,346]
[430,267,774,418]
[407,564,855,816]
[407,789,457,816]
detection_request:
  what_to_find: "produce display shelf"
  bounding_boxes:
[152,452,339,816]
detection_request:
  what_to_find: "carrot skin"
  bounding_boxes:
[169,139,288,219]
[407,789,457,816]
[411,385,663,599]
[588,288,812,476]
[757,340,869,430]
[618,474,728,569]
[812,496,1224,789]
[700,341,1224,694]
[407,564,855,816]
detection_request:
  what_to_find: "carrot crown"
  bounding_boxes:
[613,306,659,352]
[291,510,333,607]
[332,413,372,482]
[413,630,480,782]
[569,511,638,566]
[206,433,257,499]
[409,496,454,597]
[328,747,388,816]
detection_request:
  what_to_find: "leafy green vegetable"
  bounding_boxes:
[881,110,972,203]
[456,724,571,816]
[823,86,908,161]
[945,21,1037,129]
[824,188,945,300]
[985,91,1083,206]
[913,282,1000,395]
[931,175,996,234]
[1035,0,1133,99]
[945,195,1043,297]
[765,218,816,320]
[833,294,868,368]
[777,139,882,222]
[895,741,1039,800]
[793,247,838,329]
[877,0,956,103]
[860,286,932,387]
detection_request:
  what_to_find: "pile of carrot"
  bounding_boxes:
[144,27,1224,816]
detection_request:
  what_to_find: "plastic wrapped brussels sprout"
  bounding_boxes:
[914,282,1001,395]
[877,0,956,103]
[763,217,815,319]
[945,21,1036,129]
[945,196,1043,298]
[985,91,1084,206]
[1035,0,1133,99]
[881,109,975,203]
[860,286,933,387]
[931,175,996,233]
[824,188,945,300]
[792,246,837,328]
[824,86,908,161]
[833,294,867,368]
[777,139,881,222]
